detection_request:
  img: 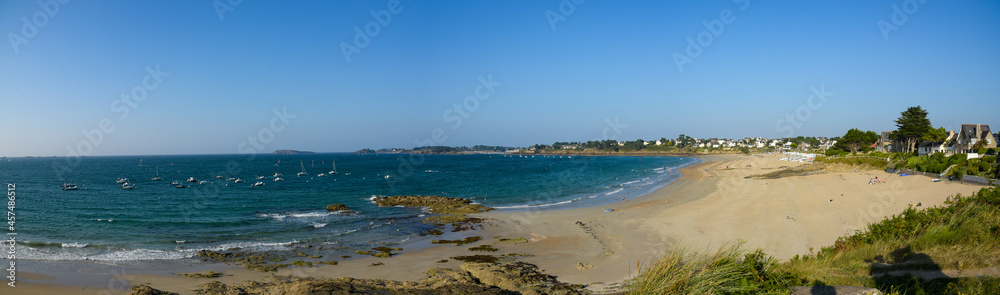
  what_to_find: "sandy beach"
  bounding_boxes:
[17,154,987,294]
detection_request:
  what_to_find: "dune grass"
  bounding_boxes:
[626,242,797,295]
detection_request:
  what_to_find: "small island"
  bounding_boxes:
[272,149,315,154]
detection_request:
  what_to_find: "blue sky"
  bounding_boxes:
[1,0,998,156]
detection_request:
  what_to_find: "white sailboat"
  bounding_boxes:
[297,160,308,176]
[151,166,163,181]
[329,160,338,175]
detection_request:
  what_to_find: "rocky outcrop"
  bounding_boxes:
[375,195,493,226]
[373,195,492,215]
[461,262,585,295]
[325,204,349,212]
[135,261,587,295]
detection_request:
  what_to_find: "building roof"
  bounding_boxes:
[961,124,991,140]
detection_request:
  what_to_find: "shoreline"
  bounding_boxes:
[15,155,706,294]
[16,154,989,294]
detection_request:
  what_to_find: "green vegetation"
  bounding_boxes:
[892,106,933,154]
[898,153,966,173]
[893,152,999,180]
[815,156,889,170]
[628,187,1000,295]
[627,243,796,295]
[838,128,879,154]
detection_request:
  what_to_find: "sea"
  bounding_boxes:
[1,153,697,264]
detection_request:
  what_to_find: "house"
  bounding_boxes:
[917,131,956,156]
[819,139,837,150]
[876,131,900,153]
[954,124,996,153]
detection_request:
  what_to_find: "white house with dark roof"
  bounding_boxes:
[918,130,956,156]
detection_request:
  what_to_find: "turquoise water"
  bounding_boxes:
[1,153,696,261]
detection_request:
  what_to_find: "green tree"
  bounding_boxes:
[840,128,879,154]
[677,134,692,148]
[922,127,948,143]
[892,106,932,154]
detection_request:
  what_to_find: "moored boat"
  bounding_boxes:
[297,160,308,176]
[151,166,163,181]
